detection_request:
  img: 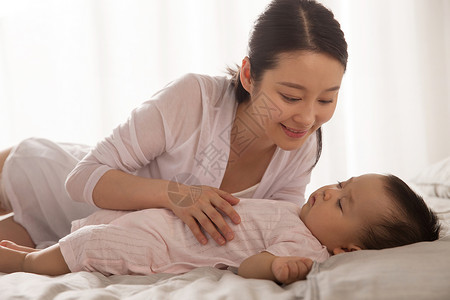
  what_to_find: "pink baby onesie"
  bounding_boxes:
[59,198,330,275]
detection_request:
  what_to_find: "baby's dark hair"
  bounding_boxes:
[359,174,441,250]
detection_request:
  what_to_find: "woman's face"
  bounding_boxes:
[244,51,345,151]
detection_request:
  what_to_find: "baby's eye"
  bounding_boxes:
[336,181,343,188]
[337,199,343,211]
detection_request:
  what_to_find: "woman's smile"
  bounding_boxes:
[280,123,309,139]
[238,51,344,151]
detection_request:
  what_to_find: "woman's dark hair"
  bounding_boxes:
[228,0,348,169]
[359,174,441,250]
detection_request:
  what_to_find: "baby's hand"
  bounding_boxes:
[271,256,313,284]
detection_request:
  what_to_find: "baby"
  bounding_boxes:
[0,174,441,284]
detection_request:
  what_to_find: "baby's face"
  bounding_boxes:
[300,174,392,254]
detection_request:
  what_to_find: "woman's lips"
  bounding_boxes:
[281,124,309,139]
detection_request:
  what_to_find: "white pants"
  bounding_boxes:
[1,138,99,248]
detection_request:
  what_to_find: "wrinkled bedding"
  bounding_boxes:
[0,267,308,299]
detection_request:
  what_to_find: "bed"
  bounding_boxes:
[1,157,449,299]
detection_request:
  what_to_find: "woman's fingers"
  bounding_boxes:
[194,210,227,245]
[200,188,242,243]
[201,205,234,242]
[183,217,208,245]
[215,188,240,205]
[181,209,229,246]
[168,184,241,245]
[210,193,241,224]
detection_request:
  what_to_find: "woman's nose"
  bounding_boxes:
[293,101,315,127]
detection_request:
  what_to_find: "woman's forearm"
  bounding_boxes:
[92,170,241,246]
[92,169,170,210]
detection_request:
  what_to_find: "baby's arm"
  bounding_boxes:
[238,252,313,284]
[0,241,70,276]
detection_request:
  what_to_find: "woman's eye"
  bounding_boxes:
[280,94,301,102]
[319,99,334,104]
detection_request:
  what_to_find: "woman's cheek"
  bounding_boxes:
[317,106,337,126]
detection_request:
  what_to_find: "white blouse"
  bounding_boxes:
[66,73,318,207]
[232,184,259,198]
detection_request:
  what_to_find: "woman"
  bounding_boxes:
[0,0,347,248]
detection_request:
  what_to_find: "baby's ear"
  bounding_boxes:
[332,244,362,255]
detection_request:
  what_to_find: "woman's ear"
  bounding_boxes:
[332,244,362,255]
[239,56,253,94]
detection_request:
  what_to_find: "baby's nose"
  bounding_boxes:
[323,190,332,201]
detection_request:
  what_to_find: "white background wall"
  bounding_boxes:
[0,0,449,195]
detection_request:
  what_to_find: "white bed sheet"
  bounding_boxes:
[0,267,308,299]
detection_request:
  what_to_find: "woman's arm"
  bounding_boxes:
[93,169,241,246]
[238,252,313,284]
[92,169,169,210]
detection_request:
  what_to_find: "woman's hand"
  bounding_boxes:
[165,183,241,245]
[271,256,313,284]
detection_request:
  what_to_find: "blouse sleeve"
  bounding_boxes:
[65,74,203,206]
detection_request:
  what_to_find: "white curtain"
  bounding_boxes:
[0,0,449,194]
[312,0,450,193]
